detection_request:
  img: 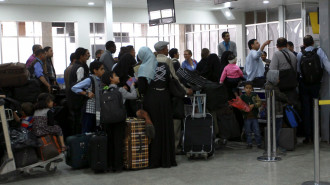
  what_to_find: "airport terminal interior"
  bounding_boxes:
[1,0,330,185]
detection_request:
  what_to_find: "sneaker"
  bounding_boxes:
[247,144,252,149]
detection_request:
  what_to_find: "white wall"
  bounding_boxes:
[0,4,245,60]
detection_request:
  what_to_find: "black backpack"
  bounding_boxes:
[300,48,323,85]
[100,87,126,124]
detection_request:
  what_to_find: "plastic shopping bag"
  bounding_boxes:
[228,97,251,112]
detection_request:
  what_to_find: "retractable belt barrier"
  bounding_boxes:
[302,99,330,185]
[257,90,281,162]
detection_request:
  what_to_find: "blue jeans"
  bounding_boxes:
[245,119,262,145]
[82,113,96,133]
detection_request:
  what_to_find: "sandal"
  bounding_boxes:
[61,146,67,152]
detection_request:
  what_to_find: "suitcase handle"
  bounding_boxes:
[192,93,207,118]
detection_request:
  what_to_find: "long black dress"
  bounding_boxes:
[138,63,177,168]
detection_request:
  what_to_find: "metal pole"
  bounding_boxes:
[302,99,330,185]
[258,90,281,162]
[272,90,277,155]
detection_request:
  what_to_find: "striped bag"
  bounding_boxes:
[123,118,149,170]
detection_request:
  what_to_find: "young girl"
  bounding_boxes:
[32,93,66,152]
[220,54,244,97]
[101,71,137,172]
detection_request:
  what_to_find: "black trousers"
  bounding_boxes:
[104,122,126,171]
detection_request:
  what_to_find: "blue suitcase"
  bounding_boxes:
[65,133,93,169]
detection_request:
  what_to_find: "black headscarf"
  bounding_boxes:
[196,54,221,83]
[219,51,234,78]
[113,53,136,87]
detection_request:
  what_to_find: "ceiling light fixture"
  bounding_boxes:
[0,0,6,2]
[263,0,270,4]
[88,2,95,6]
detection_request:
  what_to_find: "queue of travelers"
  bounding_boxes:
[1,31,329,174]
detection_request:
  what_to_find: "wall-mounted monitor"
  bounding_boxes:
[214,0,237,5]
[147,0,176,26]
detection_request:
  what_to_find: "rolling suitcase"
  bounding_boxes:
[65,133,92,169]
[123,118,149,170]
[278,128,296,151]
[183,93,214,159]
[88,132,108,172]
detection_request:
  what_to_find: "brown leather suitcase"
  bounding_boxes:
[123,118,149,170]
[0,62,29,87]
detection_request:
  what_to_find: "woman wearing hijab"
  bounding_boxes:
[138,46,177,168]
[265,70,289,150]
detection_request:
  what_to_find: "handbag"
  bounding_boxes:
[228,97,251,112]
[38,135,61,161]
[169,76,186,98]
[284,105,301,128]
[278,50,298,91]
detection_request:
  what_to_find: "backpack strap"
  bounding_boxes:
[312,48,319,54]
[280,50,294,70]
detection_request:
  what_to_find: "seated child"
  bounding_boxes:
[13,102,35,131]
[71,61,105,133]
[101,71,137,172]
[32,93,66,152]
[240,82,262,149]
[220,54,244,97]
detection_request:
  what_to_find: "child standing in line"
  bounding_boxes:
[220,54,244,97]
[32,93,66,151]
[71,61,105,133]
[240,81,262,149]
[13,102,35,131]
[101,71,137,172]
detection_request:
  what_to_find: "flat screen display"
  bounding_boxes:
[147,0,176,26]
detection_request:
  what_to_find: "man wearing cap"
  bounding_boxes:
[154,41,193,155]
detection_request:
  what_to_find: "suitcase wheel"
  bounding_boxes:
[45,162,57,173]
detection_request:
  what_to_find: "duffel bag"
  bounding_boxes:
[0,63,29,88]
[13,79,41,103]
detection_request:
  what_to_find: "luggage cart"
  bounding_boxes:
[0,98,63,179]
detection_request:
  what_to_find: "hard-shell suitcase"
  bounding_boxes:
[14,147,39,168]
[89,132,108,172]
[123,118,149,170]
[0,62,29,88]
[183,93,214,159]
[65,133,92,169]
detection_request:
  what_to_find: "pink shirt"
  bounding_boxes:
[220,64,243,83]
[26,55,36,68]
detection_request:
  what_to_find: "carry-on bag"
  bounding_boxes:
[0,62,29,88]
[13,147,39,168]
[123,118,149,169]
[284,105,301,128]
[88,132,108,172]
[278,127,296,151]
[65,133,92,169]
[183,93,214,159]
[38,135,61,161]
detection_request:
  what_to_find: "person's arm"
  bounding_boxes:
[318,48,330,75]
[34,62,51,92]
[296,52,303,74]
[13,112,20,123]
[218,43,222,57]
[76,67,84,82]
[237,65,243,77]
[260,40,272,53]
[71,78,94,98]
[119,85,137,100]
[219,67,227,83]
[269,53,279,70]
[138,77,148,96]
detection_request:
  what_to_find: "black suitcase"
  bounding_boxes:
[183,94,214,159]
[65,133,92,169]
[89,132,108,172]
[14,147,39,168]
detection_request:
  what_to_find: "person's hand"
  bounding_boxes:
[87,92,95,99]
[132,82,135,86]
[249,104,255,109]
[264,40,272,45]
[186,88,193,96]
[123,85,129,90]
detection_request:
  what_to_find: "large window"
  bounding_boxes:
[90,23,106,60]
[0,22,42,64]
[52,22,76,74]
[185,24,237,62]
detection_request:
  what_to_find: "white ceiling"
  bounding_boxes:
[0,0,319,11]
